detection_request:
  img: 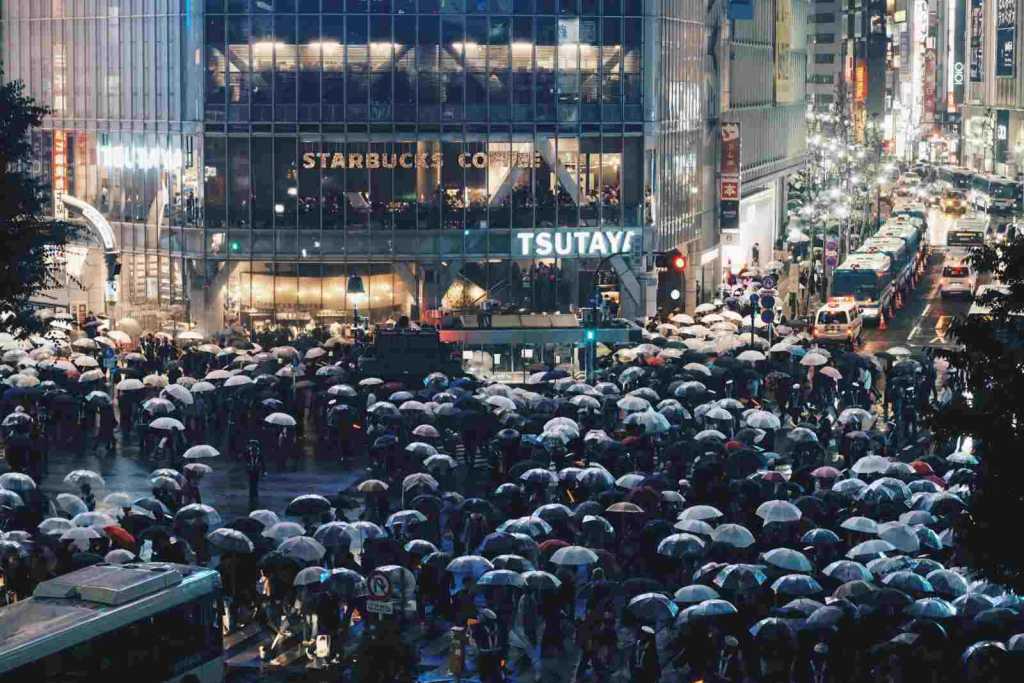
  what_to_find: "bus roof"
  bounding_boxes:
[955,216,989,231]
[858,238,908,259]
[0,563,220,674]
[877,224,919,241]
[836,252,892,272]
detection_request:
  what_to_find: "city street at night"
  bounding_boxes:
[1,2,1024,683]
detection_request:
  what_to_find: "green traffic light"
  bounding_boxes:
[229,241,241,252]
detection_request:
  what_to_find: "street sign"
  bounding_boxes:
[826,255,838,268]
[368,571,391,598]
[761,309,775,324]
[366,599,394,615]
[762,275,776,290]
[760,295,776,311]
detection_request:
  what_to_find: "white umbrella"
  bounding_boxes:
[549,545,599,567]
[278,536,327,562]
[800,352,829,367]
[149,417,185,431]
[737,349,766,363]
[183,444,220,460]
[265,412,297,427]
[63,470,105,490]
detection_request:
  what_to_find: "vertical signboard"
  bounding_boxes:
[970,0,985,82]
[719,123,741,231]
[52,131,68,220]
[996,0,1016,77]
[995,109,1010,162]
[774,0,795,104]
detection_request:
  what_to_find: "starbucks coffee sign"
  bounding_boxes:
[303,150,542,170]
[513,228,641,258]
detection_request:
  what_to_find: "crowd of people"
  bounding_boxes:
[0,295,1020,682]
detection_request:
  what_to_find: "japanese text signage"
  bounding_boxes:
[720,123,741,231]
[970,0,985,82]
[997,0,1016,77]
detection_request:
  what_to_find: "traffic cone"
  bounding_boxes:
[879,310,887,330]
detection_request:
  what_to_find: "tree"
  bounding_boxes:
[0,72,76,333]
[929,235,1024,591]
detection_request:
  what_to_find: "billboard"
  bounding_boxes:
[997,0,1016,77]
[774,0,795,104]
[970,0,984,82]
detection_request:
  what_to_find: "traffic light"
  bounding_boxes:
[655,249,687,273]
[229,240,241,253]
[584,328,596,343]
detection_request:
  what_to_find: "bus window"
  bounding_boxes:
[817,310,849,325]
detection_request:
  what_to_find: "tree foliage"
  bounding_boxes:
[930,235,1024,591]
[0,72,76,332]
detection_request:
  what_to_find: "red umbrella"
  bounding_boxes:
[811,466,841,479]
[923,474,947,489]
[103,525,136,551]
[910,461,935,476]
[383,381,405,394]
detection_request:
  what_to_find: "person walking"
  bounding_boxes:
[630,626,661,683]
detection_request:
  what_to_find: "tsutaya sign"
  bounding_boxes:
[513,228,641,258]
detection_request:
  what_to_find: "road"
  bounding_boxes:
[861,207,979,353]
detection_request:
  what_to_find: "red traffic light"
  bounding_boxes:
[672,254,687,271]
[656,249,687,272]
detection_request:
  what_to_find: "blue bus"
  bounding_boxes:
[830,252,896,325]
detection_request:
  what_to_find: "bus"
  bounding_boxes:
[859,237,911,286]
[969,174,1018,213]
[937,166,975,190]
[947,216,988,250]
[876,221,925,270]
[830,252,895,325]
[0,563,223,682]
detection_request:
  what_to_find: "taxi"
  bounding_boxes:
[813,300,864,348]
[941,189,968,215]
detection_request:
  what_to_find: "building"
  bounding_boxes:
[807,0,846,114]
[961,0,1022,177]
[715,0,809,280]
[1,0,709,335]
[848,0,890,144]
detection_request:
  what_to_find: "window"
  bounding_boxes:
[814,34,836,44]
[809,74,835,84]
[817,310,849,325]
[814,53,835,64]
[812,12,836,22]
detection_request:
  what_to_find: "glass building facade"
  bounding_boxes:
[2,0,706,332]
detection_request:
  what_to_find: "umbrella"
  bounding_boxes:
[847,539,896,561]
[628,592,679,623]
[746,410,781,430]
[357,479,389,493]
[446,555,494,579]
[149,417,185,431]
[278,536,327,562]
[499,517,553,538]
[673,584,721,605]
[840,516,879,534]
[183,462,213,479]
[927,569,969,599]
[286,494,332,517]
[905,597,957,619]
[249,509,280,528]
[207,528,255,554]
[674,519,715,536]
[800,352,828,367]
[404,539,439,556]
[72,511,118,528]
[771,574,824,597]
[492,555,534,572]
[183,444,220,460]
[657,533,706,559]
[386,509,428,529]
[38,517,73,535]
[265,412,297,427]
[477,570,527,588]
[0,472,36,493]
[63,470,105,489]
[851,455,891,476]
[755,500,802,524]
[715,564,769,592]
[549,545,599,567]
[763,548,813,573]
[116,378,145,392]
[263,521,307,542]
[326,568,368,598]
[0,490,23,508]
[679,505,724,522]
[711,524,756,549]
[104,549,135,564]
[293,566,329,587]
[161,384,194,405]
[60,527,101,543]
[314,522,356,549]
[823,560,873,583]
[520,468,559,487]
[521,570,562,591]
[176,503,222,529]
[883,570,933,596]
[679,599,738,624]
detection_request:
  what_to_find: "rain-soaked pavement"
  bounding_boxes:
[19,425,363,525]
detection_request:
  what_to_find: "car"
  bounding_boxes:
[939,258,976,298]
[941,189,968,214]
[813,300,864,347]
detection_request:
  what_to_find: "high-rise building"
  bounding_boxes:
[714,0,809,279]
[1,0,708,333]
[807,0,846,114]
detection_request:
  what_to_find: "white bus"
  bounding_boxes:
[0,563,223,682]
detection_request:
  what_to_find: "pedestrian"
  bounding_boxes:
[752,241,760,266]
[472,608,504,683]
[630,626,660,683]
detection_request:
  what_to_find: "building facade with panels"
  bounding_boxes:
[1,0,707,334]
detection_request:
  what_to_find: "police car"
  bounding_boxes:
[813,300,864,348]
